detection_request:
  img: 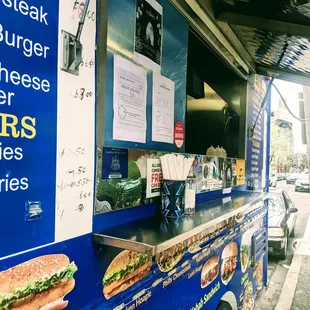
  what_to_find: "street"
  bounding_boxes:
[255,181,310,310]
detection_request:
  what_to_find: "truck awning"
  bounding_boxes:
[171,0,310,85]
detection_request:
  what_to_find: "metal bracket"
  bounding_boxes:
[60,0,90,76]
[61,30,83,76]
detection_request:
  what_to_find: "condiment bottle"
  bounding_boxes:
[206,146,216,157]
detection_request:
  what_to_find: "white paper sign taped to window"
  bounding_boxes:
[113,55,147,144]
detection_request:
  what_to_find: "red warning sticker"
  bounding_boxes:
[174,121,184,148]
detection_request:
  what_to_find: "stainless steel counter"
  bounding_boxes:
[93,191,268,255]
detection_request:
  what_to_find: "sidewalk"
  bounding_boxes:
[275,216,310,310]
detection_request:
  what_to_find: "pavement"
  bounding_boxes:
[255,180,310,310]
[275,215,310,310]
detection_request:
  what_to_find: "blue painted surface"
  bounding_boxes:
[103,0,188,152]
[195,189,226,204]
[93,203,158,232]
[0,204,268,310]
[0,0,59,257]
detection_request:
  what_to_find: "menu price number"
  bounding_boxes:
[60,147,85,158]
[76,203,84,212]
[79,190,91,199]
[74,88,93,100]
[79,59,95,69]
[73,1,95,21]
[57,202,86,221]
[68,166,87,178]
[58,177,92,192]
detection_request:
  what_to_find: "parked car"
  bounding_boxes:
[268,189,298,259]
[295,174,310,192]
[269,173,277,187]
[286,173,299,184]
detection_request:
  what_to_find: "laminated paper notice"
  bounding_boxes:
[134,0,163,72]
[152,73,175,144]
[146,158,162,198]
[113,55,147,143]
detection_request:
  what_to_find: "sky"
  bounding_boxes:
[271,79,307,154]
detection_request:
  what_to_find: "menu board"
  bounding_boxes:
[0,0,59,257]
[246,76,269,191]
[55,0,96,242]
[0,0,96,257]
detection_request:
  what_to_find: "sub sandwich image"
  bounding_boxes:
[201,255,220,288]
[0,254,77,310]
[235,212,245,224]
[221,242,238,285]
[102,250,152,300]
[188,234,204,254]
[157,242,185,272]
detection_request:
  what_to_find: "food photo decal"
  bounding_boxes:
[201,255,220,288]
[221,242,238,285]
[240,234,251,273]
[103,250,152,300]
[0,254,77,310]
[157,242,185,272]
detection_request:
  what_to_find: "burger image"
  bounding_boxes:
[221,242,238,284]
[102,250,152,300]
[201,255,220,288]
[157,243,185,272]
[0,254,77,310]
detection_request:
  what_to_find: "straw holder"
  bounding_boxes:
[161,180,185,218]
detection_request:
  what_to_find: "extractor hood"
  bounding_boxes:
[170,0,310,85]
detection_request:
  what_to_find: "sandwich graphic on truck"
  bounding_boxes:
[0,254,77,310]
[102,250,152,300]
[156,242,185,273]
[221,242,238,285]
[201,255,220,288]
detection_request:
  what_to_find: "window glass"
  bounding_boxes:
[269,193,285,212]
[283,191,292,210]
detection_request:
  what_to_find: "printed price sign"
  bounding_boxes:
[146,158,162,198]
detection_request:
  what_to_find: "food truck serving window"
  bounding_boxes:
[186,29,247,159]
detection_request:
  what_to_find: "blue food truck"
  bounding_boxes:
[1,0,309,309]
